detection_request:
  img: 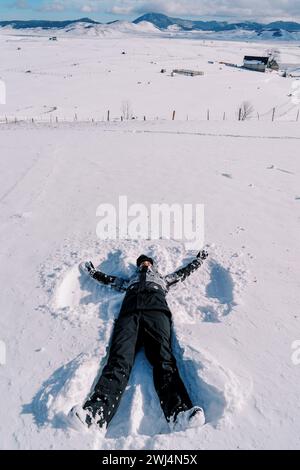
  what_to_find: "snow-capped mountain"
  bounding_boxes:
[133,13,300,40]
[0,19,161,38]
[133,13,300,33]
[1,14,300,41]
[0,17,100,29]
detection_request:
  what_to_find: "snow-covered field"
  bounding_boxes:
[1,31,300,122]
[0,30,300,450]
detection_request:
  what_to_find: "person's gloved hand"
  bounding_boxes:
[196,250,209,260]
[85,261,96,274]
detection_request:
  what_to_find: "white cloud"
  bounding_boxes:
[9,0,300,22]
[78,3,101,13]
[8,0,31,9]
[36,1,105,14]
[39,1,66,12]
[111,5,135,15]
[109,0,300,22]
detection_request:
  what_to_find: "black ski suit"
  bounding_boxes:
[85,256,204,427]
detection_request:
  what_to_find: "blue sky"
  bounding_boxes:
[1,1,300,23]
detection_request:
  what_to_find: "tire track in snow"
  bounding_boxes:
[110,129,300,141]
[1,123,300,141]
[0,152,42,204]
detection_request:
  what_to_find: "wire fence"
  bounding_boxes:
[0,107,300,125]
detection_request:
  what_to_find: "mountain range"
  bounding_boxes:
[0,17,100,29]
[1,13,300,33]
[133,13,300,32]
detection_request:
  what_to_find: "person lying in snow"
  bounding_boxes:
[71,250,208,432]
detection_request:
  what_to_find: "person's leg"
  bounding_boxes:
[84,311,140,427]
[142,311,193,422]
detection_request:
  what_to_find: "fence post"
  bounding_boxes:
[107,110,110,122]
[238,108,242,121]
[296,110,299,122]
[207,109,210,121]
[172,110,176,121]
[257,112,260,121]
[144,116,146,121]
[272,107,275,122]
[223,112,226,121]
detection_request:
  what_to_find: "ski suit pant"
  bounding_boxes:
[93,309,193,426]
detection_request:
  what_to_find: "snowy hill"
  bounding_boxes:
[1,15,300,41]
[0,19,161,38]
[2,15,300,34]
[134,13,300,33]
[0,17,100,29]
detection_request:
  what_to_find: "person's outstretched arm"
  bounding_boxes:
[164,250,208,288]
[84,261,128,292]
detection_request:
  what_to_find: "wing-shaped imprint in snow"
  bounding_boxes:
[33,240,251,443]
[173,332,253,426]
[168,246,249,324]
[203,261,235,319]
[23,334,250,440]
[22,353,101,429]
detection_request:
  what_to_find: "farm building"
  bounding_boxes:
[171,69,204,77]
[243,56,279,73]
[243,56,269,72]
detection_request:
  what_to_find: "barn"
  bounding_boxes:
[243,56,270,72]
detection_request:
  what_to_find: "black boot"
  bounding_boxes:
[169,402,190,422]
[82,392,109,428]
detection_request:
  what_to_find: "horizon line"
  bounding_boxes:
[1,15,300,26]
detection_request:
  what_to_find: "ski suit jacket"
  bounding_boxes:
[92,256,204,316]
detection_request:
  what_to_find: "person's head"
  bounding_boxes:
[136,255,154,269]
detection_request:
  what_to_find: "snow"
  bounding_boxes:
[0,31,300,450]
[0,21,162,39]
[1,33,300,123]
[2,21,300,42]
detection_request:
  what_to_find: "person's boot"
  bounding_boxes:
[69,392,109,431]
[170,405,205,432]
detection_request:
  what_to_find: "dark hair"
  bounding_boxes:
[136,255,154,267]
